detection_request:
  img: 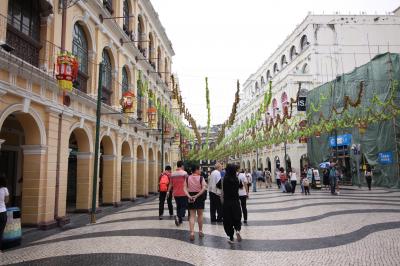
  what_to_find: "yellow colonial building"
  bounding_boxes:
[0,0,181,228]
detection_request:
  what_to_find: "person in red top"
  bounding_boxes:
[167,161,188,226]
[279,167,288,192]
[158,165,173,220]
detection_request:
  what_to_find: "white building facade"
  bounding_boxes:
[229,13,400,177]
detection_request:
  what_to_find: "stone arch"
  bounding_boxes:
[266,157,272,172]
[136,145,146,196]
[274,156,281,173]
[68,122,93,153]
[65,125,93,212]
[0,104,46,145]
[0,106,46,225]
[300,34,309,51]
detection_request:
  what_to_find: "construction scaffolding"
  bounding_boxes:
[307,53,400,188]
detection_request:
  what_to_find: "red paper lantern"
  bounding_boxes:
[120,91,136,112]
[56,52,79,91]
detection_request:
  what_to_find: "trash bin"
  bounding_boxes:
[2,207,22,249]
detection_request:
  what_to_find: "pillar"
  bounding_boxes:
[121,156,134,200]
[101,155,117,205]
[148,159,156,193]
[136,158,146,196]
[21,145,55,227]
[75,152,94,211]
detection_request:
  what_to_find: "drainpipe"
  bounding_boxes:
[54,0,68,225]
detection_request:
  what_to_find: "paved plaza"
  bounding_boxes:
[1,187,400,266]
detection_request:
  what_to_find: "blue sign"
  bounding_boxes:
[329,134,352,147]
[378,151,393,165]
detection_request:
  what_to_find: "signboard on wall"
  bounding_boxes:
[329,134,352,147]
[378,151,393,165]
[297,97,307,111]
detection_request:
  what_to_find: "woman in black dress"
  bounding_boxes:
[222,164,242,243]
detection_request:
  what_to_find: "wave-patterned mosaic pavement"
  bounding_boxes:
[2,188,400,266]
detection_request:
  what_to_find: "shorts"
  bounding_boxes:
[187,192,205,210]
[257,177,265,182]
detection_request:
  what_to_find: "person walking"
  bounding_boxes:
[322,169,330,190]
[245,170,252,194]
[167,161,189,226]
[275,169,281,189]
[184,164,207,241]
[251,169,257,192]
[264,168,272,188]
[329,162,337,195]
[208,163,223,223]
[238,169,248,224]
[289,168,297,194]
[0,174,9,251]
[303,177,310,195]
[222,164,242,243]
[365,165,373,191]
[158,166,173,220]
[279,167,288,193]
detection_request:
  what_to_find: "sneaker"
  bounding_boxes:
[236,232,242,242]
[159,216,163,220]
[174,216,179,226]
[243,220,247,224]
[228,236,234,244]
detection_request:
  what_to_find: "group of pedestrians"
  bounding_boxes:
[158,162,249,243]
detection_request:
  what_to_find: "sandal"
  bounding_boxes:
[199,232,204,238]
[190,233,195,241]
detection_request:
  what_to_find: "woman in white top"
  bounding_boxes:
[289,168,298,194]
[0,174,10,251]
[238,169,249,224]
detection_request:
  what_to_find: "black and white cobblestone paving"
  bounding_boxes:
[1,187,400,265]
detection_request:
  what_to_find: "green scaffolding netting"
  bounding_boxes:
[306,53,400,188]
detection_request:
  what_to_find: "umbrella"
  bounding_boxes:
[319,162,330,169]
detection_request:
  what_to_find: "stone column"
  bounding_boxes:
[21,145,55,227]
[148,159,156,193]
[0,1,9,45]
[76,152,94,212]
[121,156,134,200]
[136,158,146,197]
[101,155,117,205]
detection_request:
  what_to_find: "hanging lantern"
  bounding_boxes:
[56,52,79,91]
[120,91,136,112]
[164,123,171,134]
[147,107,157,127]
[358,122,367,135]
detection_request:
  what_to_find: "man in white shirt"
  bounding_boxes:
[208,163,223,223]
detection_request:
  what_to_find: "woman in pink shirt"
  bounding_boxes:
[184,164,207,241]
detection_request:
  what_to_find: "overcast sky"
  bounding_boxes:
[150,0,399,127]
